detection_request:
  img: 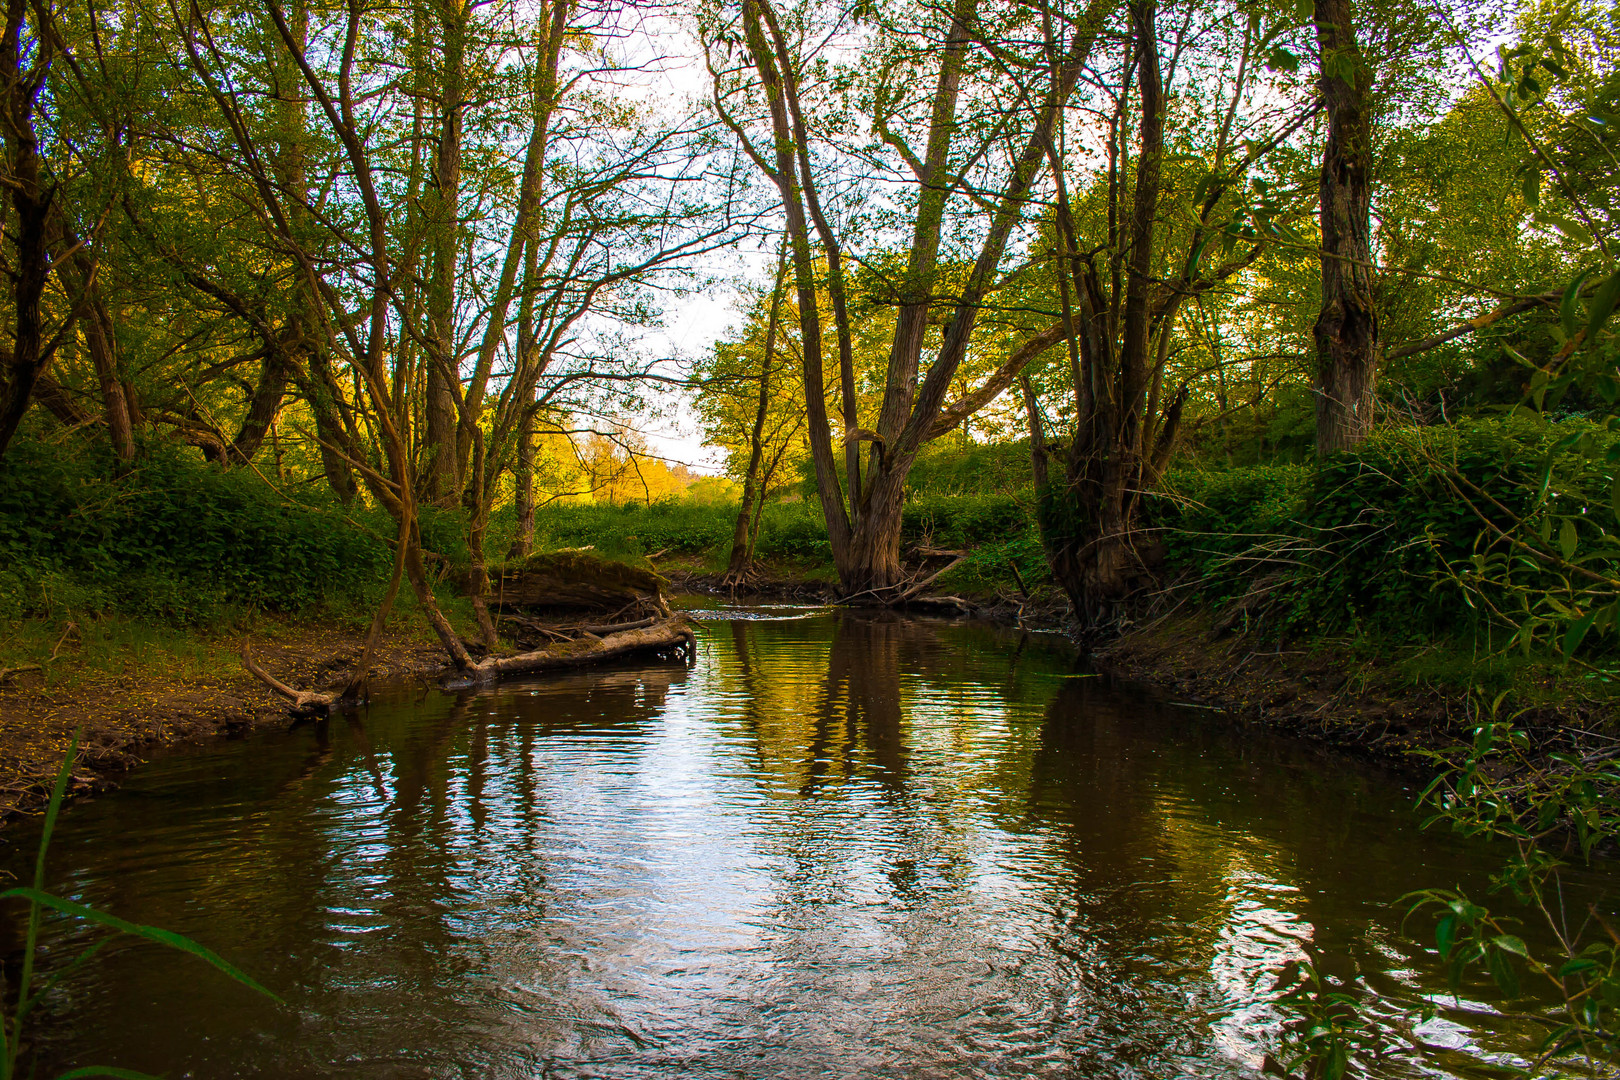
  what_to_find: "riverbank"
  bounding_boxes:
[2,575,1605,830]
[0,619,450,821]
[1093,608,1617,766]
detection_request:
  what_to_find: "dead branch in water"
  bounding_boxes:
[242,617,696,715]
[451,617,695,686]
[241,644,343,712]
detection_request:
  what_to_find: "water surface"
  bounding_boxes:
[5,607,1598,1077]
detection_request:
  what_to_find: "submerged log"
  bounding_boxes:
[245,616,695,715]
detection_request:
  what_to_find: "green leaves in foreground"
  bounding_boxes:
[0,732,278,1080]
[1263,958,1387,1080]
[0,888,280,1004]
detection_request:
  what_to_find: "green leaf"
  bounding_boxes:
[1562,270,1594,339]
[1523,167,1542,206]
[1564,609,1599,656]
[54,1068,166,1079]
[1437,912,1458,957]
[1494,934,1530,958]
[1489,946,1521,998]
[1560,517,1579,559]
[1587,268,1620,341]
[0,888,281,1003]
[1536,211,1593,247]
[1535,457,1555,506]
[1266,46,1299,72]
[1558,958,1600,977]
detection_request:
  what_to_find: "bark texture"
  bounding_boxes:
[0,0,56,460]
[1312,0,1379,458]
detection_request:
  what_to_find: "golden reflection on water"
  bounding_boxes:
[2,606,1579,1078]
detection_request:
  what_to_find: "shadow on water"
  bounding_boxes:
[0,607,1608,1078]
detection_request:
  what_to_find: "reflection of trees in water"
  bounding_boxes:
[1017,678,1544,1073]
[27,660,695,1076]
[21,618,1543,1079]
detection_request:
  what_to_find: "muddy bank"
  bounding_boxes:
[1092,611,1610,764]
[0,624,450,824]
[661,564,1076,628]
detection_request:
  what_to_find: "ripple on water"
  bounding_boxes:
[3,608,1606,1079]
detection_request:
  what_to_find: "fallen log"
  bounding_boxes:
[496,613,658,641]
[244,617,696,714]
[446,617,695,687]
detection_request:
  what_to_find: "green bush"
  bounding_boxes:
[903,494,1034,548]
[1154,416,1620,644]
[0,441,389,624]
[905,440,1034,496]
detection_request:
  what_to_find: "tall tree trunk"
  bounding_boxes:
[293,348,359,502]
[268,0,355,501]
[726,248,787,582]
[457,0,569,498]
[1312,0,1378,457]
[424,0,468,504]
[0,0,55,460]
[71,260,135,464]
[731,0,1089,598]
[507,414,536,561]
[1045,0,1169,628]
[230,351,289,464]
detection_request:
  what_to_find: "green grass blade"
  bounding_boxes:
[0,888,281,1004]
[10,732,82,1079]
[15,938,110,1029]
[53,1068,165,1079]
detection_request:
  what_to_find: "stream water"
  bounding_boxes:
[4,605,1607,1078]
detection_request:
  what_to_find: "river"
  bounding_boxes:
[2,605,1592,1077]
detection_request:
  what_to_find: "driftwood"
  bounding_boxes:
[0,663,42,684]
[241,645,343,712]
[498,612,659,638]
[244,616,695,715]
[447,617,695,687]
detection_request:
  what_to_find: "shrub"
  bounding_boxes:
[1152,416,1620,644]
[0,440,389,624]
[903,494,1034,548]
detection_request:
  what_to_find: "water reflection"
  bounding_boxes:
[2,608,1592,1078]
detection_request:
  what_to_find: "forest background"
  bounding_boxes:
[0,0,1614,705]
[4,0,1620,1066]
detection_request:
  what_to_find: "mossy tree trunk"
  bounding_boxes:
[1312,0,1379,458]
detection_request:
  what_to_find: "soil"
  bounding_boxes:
[1091,610,1610,764]
[0,624,450,824]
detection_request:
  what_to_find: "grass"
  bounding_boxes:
[0,733,279,1079]
[0,587,477,690]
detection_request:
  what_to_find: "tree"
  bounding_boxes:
[704,0,1105,595]
[0,0,63,459]
[1312,0,1379,457]
[1031,0,1317,624]
[694,245,809,581]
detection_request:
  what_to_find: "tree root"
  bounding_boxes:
[241,644,346,714]
[242,616,697,715]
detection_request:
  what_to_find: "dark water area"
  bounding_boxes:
[3,606,1608,1078]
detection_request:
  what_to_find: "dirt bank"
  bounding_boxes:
[1092,611,1610,763]
[0,623,450,823]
